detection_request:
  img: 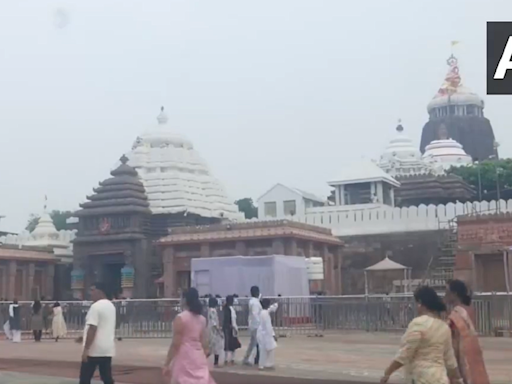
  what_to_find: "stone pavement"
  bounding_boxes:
[0,372,102,384]
[0,332,511,383]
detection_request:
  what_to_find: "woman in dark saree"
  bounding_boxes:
[222,295,240,365]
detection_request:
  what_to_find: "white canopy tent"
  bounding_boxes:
[364,256,412,295]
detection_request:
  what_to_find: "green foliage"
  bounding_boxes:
[235,198,258,219]
[25,210,74,232]
[447,158,512,195]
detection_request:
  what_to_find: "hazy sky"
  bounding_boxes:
[1,0,512,232]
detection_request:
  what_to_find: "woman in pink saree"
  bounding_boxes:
[162,288,216,384]
[445,280,490,384]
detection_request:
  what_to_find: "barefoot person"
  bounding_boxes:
[9,299,21,343]
[79,282,116,384]
[222,295,241,366]
[31,300,43,342]
[207,297,224,368]
[257,298,277,371]
[380,286,462,384]
[162,288,216,384]
[243,286,261,366]
[52,302,67,342]
[445,279,490,384]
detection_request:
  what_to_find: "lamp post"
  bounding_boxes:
[474,158,482,201]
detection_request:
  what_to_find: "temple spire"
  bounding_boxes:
[157,106,168,125]
[396,119,404,132]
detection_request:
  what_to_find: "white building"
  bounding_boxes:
[329,160,400,207]
[257,183,326,219]
[123,107,244,221]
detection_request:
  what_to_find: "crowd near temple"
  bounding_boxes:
[0,52,511,301]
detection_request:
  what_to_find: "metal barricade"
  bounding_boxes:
[0,293,511,339]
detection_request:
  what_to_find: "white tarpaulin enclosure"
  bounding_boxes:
[191,255,310,297]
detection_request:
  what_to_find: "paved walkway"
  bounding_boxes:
[0,332,511,383]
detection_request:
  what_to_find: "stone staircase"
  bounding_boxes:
[426,219,457,289]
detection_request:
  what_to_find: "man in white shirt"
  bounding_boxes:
[243,286,262,366]
[79,282,117,384]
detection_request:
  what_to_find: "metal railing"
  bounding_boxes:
[1,293,511,340]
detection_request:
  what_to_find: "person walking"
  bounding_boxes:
[79,282,116,384]
[162,288,216,384]
[243,286,261,366]
[380,286,462,384]
[31,300,44,342]
[222,295,241,366]
[52,302,67,342]
[257,298,277,371]
[445,279,490,384]
[9,299,21,343]
[207,297,224,368]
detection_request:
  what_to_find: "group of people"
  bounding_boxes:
[2,299,67,342]
[1,279,491,384]
[163,285,279,384]
[381,279,489,384]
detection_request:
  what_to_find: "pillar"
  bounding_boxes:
[46,264,55,300]
[28,263,35,300]
[272,239,285,255]
[376,181,384,203]
[288,238,298,256]
[121,265,135,298]
[390,188,395,207]
[339,185,345,205]
[163,247,175,298]
[200,243,210,258]
[321,245,333,295]
[71,268,85,300]
[304,241,314,257]
[335,246,343,295]
[235,241,247,256]
[334,186,341,205]
[7,261,16,299]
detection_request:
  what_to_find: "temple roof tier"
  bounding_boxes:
[124,107,243,220]
[423,136,473,171]
[75,155,151,218]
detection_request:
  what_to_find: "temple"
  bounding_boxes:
[8,46,506,299]
[379,122,474,207]
[125,107,243,235]
[420,54,498,161]
[70,108,245,298]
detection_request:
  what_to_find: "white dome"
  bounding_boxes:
[25,212,72,248]
[427,55,484,112]
[379,123,433,176]
[422,138,473,171]
[125,107,244,221]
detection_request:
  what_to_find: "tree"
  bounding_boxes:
[235,198,258,219]
[25,210,74,232]
[447,158,512,197]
